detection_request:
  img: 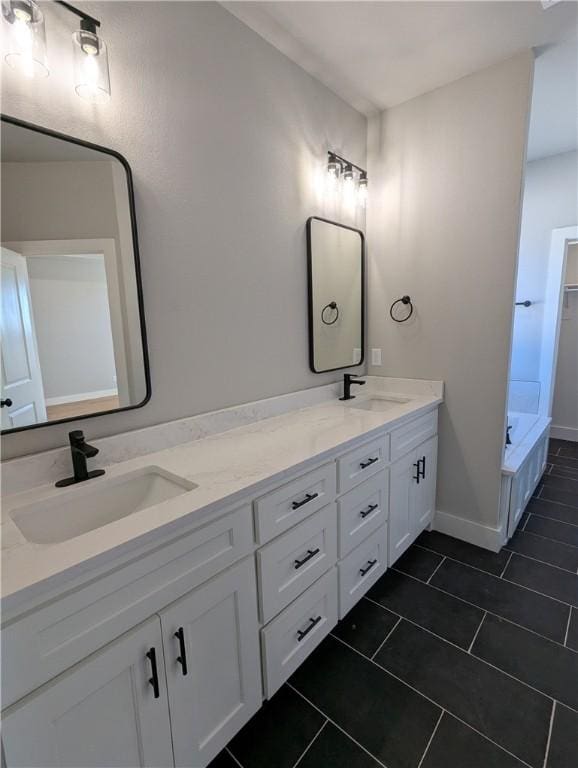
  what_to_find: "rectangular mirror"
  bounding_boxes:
[0,115,150,434]
[307,216,365,373]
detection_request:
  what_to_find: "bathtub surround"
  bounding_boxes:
[1,0,366,459]
[367,52,534,549]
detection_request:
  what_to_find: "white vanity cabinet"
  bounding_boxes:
[389,435,437,565]
[2,616,174,768]
[160,557,262,768]
[1,402,440,768]
[2,558,261,768]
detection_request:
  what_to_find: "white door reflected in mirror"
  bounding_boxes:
[1,117,149,432]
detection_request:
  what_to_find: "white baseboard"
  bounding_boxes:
[550,425,578,443]
[433,510,504,553]
[45,388,118,406]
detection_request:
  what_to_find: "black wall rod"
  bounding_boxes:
[54,1,101,28]
[515,300,532,307]
[328,151,366,176]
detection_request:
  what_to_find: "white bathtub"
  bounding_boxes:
[500,413,551,542]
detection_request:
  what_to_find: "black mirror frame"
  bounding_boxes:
[0,114,151,435]
[306,216,365,374]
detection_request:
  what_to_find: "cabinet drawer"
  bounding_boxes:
[337,436,389,494]
[257,504,337,624]
[338,526,387,619]
[254,463,337,545]
[338,471,389,558]
[261,568,337,698]
[390,410,437,462]
[1,506,254,709]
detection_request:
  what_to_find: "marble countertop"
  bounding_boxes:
[1,378,442,611]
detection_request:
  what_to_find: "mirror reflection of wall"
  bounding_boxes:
[308,217,364,373]
[0,118,149,432]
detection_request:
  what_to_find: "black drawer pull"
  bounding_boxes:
[360,457,379,470]
[419,456,426,480]
[359,559,378,577]
[296,615,322,641]
[294,548,320,569]
[146,647,160,699]
[174,627,188,676]
[360,503,378,519]
[291,492,319,510]
[413,462,420,483]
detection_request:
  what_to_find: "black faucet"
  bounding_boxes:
[506,425,512,447]
[339,373,366,401]
[55,430,106,487]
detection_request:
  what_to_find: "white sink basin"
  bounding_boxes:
[10,467,198,545]
[346,395,411,413]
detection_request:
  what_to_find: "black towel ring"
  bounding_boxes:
[321,301,339,325]
[390,295,413,323]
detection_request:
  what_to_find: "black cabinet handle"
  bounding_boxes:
[294,548,320,569]
[0,399,12,408]
[359,559,378,577]
[360,503,378,519]
[413,462,420,483]
[419,456,426,480]
[296,616,322,642]
[146,647,160,699]
[360,457,378,470]
[291,492,319,510]
[174,627,188,676]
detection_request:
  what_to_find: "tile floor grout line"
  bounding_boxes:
[321,636,537,768]
[467,611,487,654]
[426,556,446,585]
[542,701,556,768]
[362,576,578,653]
[290,718,328,768]
[416,709,444,768]
[225,746,244,768]
[505,526,578,552]
[520,513,530,531]
[352,606,577,712]
[499,552,513,579]
[531,490,578,509]
[286,683,390,768]
[563,606,573,647]
[527,511,578,531]
[502,545,578,576]
[370,616,402,660]
[403,548,576,608]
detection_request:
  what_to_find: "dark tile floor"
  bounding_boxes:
[211,438,578,768]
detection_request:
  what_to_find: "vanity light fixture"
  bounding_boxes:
[57,1,110,102]
[2,0,110,102]
[327,153,341,180]
[358,171,368,206]
[326,151,368,207]
[1,0,49,78]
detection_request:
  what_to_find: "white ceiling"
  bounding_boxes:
[223,1,578,159]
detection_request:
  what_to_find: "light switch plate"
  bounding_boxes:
[371,348,382,366]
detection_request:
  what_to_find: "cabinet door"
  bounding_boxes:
[389,450,418,565]
[1,617,174,768]
[412,436,438,533]
[160,558,262,768]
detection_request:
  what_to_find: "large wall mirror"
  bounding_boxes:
[0,116,150,434]
[307,216,365,373]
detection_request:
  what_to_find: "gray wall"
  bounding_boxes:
[367,52,534,534]
[2,1,366,458]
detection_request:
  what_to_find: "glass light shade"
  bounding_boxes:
[2,0,48,78]
[358,173,368,206]
[327,155,341,180]
[73,29,110,103]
